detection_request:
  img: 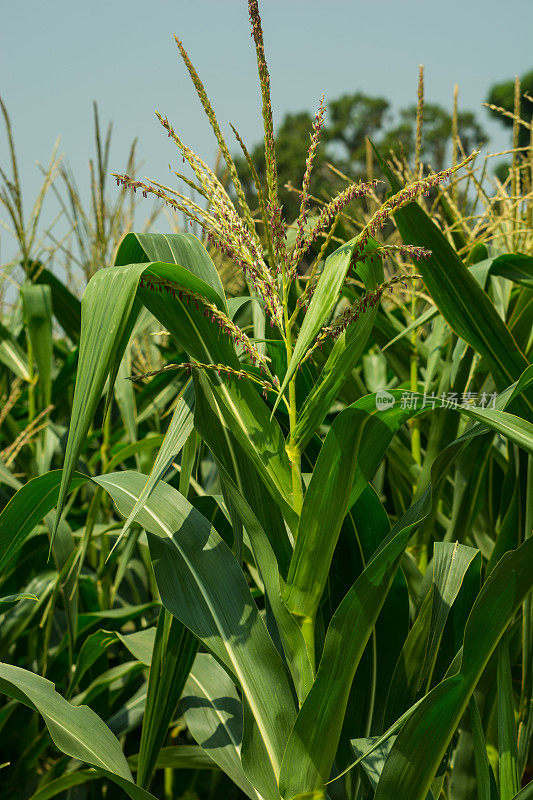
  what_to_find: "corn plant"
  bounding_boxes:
[1,2,533,799]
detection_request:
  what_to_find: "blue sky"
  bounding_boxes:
[1,0,532,262]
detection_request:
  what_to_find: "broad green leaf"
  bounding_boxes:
[117,627,157,666]
[280,445,466,798]
[139,276,292,507]
[292,252,384,451]
[278,440,465,798]
[112,379,195,553]
[220,473,313,702]
[116,231,227,307]
[498,635,520,800]
[58,231,292,539]
[374,536,533,800]
[469,695,499,800]
[0,318,30,380]
[490,253,533,290]
[0,663,156,800]
[35,266,81,342]
[21,282,53,408]
[54,262,146,539]
[93,470,297,787]
[279,510,422,798]
[137,609,198,789]
[425,543,481,681]
[273,235,370,414]
[280,433,476,796]
[182,653,260,799]
[0,592,38,610]
[129,745,216,771]
[67,630,118,698]
[385,543,481,725]
[103,294,143,423]
[285,403,373,621]
[284,385,533,623]
[55,243,217,536]
[194,370,296,555]
[28,770,101,800]
[279,370,533,798]
[0,470,88,573]
[241,697,283,800]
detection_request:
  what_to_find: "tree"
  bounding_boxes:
[486,69,533,149]
[323,93,391,169]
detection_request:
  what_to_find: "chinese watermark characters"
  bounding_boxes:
[375,389,498,411]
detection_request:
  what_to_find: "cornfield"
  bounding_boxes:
[0,3,532,800]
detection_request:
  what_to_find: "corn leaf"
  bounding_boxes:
[498,635,520,800]
[28,771,101,800]
[284,382,533,623]
[293,244,383,451]
[220,472,313,702]
[21,282,53,408]
[469,695,499,800]
[272,236,363,415]
[0,318,30,380]
[35,267,81,342]
[129,745,216,771]
[0,470,88,573]
[116,231,227,306]
[137,608,198,789]
[373,537,533,800]
[279,417,475,796]
[93,469,297,791]
[0,663,156,800]
[113,379,195,551]
[273,240,381,435]
[385,544,481,725]
[489,253,533,290]
[182,653,260,799]
[56,235,292,543]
